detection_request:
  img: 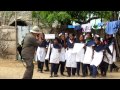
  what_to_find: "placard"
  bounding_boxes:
[45,34,55,39]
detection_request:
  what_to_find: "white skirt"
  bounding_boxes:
[104,44,116,64]
[109,44,116,63]
[36,47,46,62]
[66,49,77,68]
[45,43,51,60]
[76,48,85,63]
[50,48,60,64]
[113,49,116,62]
[83,46,93,64]
[65,49,69,60]
[103,51,111,64]
[90,51,103,67]
[60,48,66,62]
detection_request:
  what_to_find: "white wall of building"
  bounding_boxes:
[17,26,32,45]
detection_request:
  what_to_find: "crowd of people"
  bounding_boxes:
[35,29,119,78]
[20,26,119,79]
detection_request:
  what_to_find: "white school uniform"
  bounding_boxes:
[103,51,110,64]
[90,50,103,67]
[66,48,77,68]
[50,44,60,64]
[60,47,66,62]
[65,39,77,68]
[83,46,94,64]
[36,47,46,62]
[103,42,116,64]
[45,43,51,60]
[75,43,85,63]
[109,43,116,63]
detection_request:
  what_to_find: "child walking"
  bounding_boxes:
[50,37,61,77]
[75,34,85,76]
[36,33,48,73]
[66,33,77,77]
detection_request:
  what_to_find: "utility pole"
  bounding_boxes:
[15,11,18,60]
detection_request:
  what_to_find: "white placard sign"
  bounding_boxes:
[72,43,85,53]
[45,34,55,39]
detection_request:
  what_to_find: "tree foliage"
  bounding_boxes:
[32,11,119,28]
[32,11,71,27]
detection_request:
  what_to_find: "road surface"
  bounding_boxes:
[0,59,120,79]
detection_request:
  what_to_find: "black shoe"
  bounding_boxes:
[67,75,71,77]
[54,75,58,77]
[61,74,66,76]
[44,69,49,72]
[77,74,80,76]
[92,76,96,78]
[82,75,86,77]
[50,75,53,77]
[72,74,75,76]
[40,71,43,73]
[115,67,119,72]
[102,73,106,77]
[38,69,41,72]
[89,73,92,76]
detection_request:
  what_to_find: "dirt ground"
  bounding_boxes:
[0,59,120,79]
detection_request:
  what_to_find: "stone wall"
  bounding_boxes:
[0,26,16,60]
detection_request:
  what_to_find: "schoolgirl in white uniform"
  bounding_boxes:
[66,33,77,77]
[50,37,61,77]
[36,33,48,73]
[58,32,67,76]
[82,33,95,77]
[75,34,85,76]
[99,34,111,77]
[108,34,119,72]
[90,37,105,78]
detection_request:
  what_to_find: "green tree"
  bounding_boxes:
[32,11,71,28]
[32,11,117,26]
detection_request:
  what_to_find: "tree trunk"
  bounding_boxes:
[111,11,120,60]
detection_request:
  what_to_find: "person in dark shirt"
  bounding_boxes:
[17,43,22,60]
[21,26,42,79]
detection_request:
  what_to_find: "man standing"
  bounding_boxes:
[17,43,22,60]
[21,26,42,79]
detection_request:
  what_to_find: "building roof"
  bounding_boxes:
[9,19,28,26]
